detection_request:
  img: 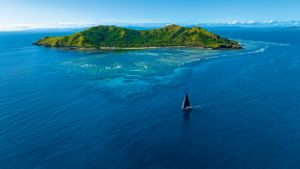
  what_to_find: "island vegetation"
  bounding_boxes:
[34,24,241,50]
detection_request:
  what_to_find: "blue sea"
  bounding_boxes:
[1,27,300,169]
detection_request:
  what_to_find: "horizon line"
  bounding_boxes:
[1,20,300,31]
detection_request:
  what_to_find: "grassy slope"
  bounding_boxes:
[34,25,241,49]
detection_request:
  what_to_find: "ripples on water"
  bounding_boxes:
[1,29,300,169]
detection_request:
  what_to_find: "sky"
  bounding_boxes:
[1,0,300,28]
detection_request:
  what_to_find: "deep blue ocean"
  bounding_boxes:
[1,27,300,169]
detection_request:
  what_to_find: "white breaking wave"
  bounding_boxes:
[105,65,123,70]
[252,40,291,46]
[81,64,96,68]
[177,40,277,66]
[246,46,269,54]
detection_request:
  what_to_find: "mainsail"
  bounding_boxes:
[181,92,192,112]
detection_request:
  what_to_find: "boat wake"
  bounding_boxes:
[192,105,202,108]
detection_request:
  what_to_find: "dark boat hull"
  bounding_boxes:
[182,107,192,113]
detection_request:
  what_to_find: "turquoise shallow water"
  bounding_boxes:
[0,28,300,169]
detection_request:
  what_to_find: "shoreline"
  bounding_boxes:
[33,44,242,51]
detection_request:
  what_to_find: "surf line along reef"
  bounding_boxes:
[33,24,242,50]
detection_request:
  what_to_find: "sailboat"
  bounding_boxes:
[181,92,192,112]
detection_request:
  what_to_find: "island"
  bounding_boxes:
[34,24,241,50]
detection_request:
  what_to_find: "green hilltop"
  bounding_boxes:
[34,24,241,49]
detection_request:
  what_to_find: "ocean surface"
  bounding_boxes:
[1,27,300,169]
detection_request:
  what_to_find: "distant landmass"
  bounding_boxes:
[34,24,241,49]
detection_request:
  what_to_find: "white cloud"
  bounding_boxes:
[1,20,300,31]
[0,22,99,31]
